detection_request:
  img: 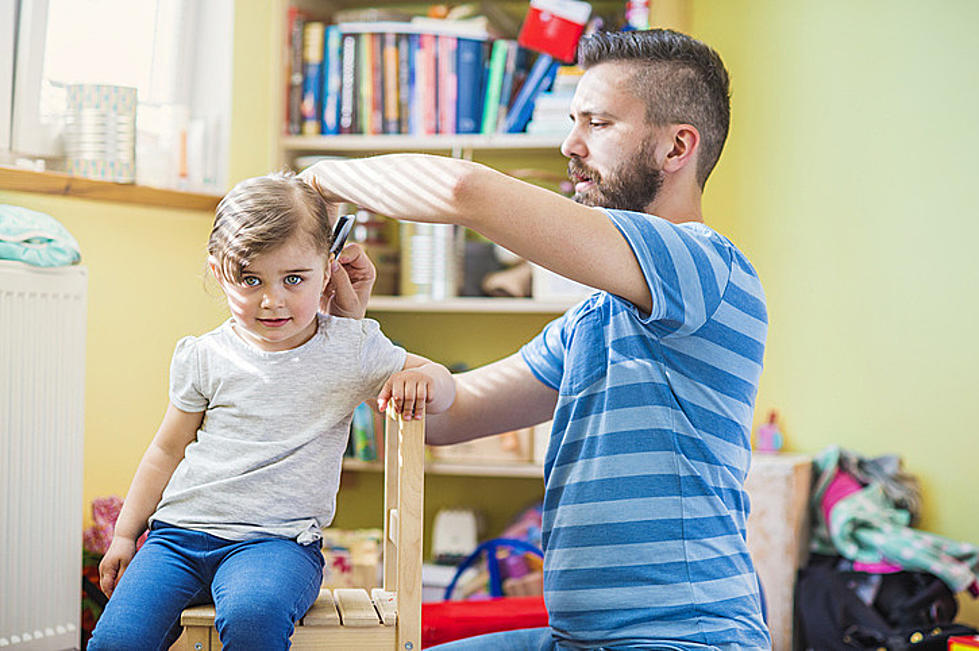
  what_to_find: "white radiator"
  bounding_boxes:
[1,261,87,650]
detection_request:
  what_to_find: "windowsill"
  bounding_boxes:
[0,166,222,212]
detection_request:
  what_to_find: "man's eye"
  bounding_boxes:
[284,274,303,286]
[590,121,607,128]
[242,276,260,287]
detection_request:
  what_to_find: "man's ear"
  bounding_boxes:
[661,124,700,175]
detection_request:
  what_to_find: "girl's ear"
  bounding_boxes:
[207,255,224,284]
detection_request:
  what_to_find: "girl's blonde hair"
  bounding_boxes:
[208,171,333,284]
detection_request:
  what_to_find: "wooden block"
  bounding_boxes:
[333,588,381,627]
[388,508,399,546]
[180,604,217,627]
[301,588,341,626]
[370,588,397,625]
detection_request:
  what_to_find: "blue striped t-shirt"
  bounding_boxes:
[520,209,771,650]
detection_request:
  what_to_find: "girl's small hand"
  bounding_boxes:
[99,536,137,598]
[378,370,433,420]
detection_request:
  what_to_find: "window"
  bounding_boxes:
[4,0,232,191]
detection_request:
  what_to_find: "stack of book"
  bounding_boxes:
[286,11,572,137]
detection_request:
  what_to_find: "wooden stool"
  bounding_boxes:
[180,409,424,651]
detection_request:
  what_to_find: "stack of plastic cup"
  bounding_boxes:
[64,84,137,183]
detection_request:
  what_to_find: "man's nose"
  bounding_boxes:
[561,125,587,159]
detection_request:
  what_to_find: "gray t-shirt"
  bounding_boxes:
[150,313,406,544]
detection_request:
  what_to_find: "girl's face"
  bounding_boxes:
[214,232,330,352]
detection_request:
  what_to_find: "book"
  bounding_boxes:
[481,39,510,134]
[286,8,305,135]
[339,32,358,134]
[382,32,400,134]
[397,33,412,134]
[358,33,373,134]
[372,32,385,135]
[301,21,325,135]
[322,25,341,135]
[504,53,559,133]
[495,41,519,132]
[455,38,485,134]
[437,35,457,135]
[417,32,438,134]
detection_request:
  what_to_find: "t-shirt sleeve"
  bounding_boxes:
[519,312,569,392]
[604,208,732,336]
[358,319,407,399]
[169,336,207,412]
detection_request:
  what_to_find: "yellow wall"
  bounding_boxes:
[0,191,228,515]
[690,0,979,620]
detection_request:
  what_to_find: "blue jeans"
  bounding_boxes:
[88,521,324,651]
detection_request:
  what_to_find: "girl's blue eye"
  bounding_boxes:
[242,276,260,287]
[284,274,303,286]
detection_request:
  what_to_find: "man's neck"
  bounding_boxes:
[645,178,704,225]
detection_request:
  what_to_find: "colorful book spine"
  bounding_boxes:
[339,33,357,134]
[301,21,325,135]
[397,33,412,134]
[496,41,519,132]
[358,33,373,135]
[418,32,438,135]
[504,53,558,133]
[437,35,457,135]
[455,38,484,134]
[481,39,510,134]
[287,8,305,135]
[382,32,400,134]
[322,25,341,135]
[372,33,385,135]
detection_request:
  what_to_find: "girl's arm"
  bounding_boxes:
[377,352,455,420]
[99,403,203,597]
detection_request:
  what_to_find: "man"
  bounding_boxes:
[304,28,770,651]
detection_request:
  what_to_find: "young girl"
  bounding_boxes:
[88,172,454,650]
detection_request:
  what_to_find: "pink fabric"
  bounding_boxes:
[821,469,864,525]
[821,469,903,573]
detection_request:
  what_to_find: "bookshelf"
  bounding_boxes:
[343,458,543,479]
[367,295,576,314]
[281,132,566,159]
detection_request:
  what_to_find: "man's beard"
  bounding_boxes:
[568,148,663,212]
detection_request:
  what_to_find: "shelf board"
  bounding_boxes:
[282,133,566,154]
[342,457,543,478]
[367,295,577,314]
[0,166,221,212]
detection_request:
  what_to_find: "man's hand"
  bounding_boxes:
[99,536,137,598]
[322,243,376,319]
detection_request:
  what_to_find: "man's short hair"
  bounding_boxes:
[577,29,731,188]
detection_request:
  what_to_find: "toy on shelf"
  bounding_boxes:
[754,409,784,453]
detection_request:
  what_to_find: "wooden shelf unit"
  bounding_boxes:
[343,457,543,479]
[367,295,578,314]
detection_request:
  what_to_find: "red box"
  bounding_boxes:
[950,635,979,650]
[518,0,592,63]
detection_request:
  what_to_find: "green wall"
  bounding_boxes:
[691,0,979,621]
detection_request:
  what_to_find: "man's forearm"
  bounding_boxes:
[302,154,652,312]
[416,361,456,414]
[305,154,475,225]
[423,354,558,446]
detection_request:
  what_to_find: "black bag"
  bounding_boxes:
[795,554,976,650]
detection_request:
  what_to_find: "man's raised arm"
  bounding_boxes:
[301,154,652,314]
